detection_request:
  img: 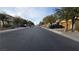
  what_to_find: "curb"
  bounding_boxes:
[41,27,79,42]
[0,27,25,33]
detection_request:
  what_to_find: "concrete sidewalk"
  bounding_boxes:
[42,27,79,42]
[0,27,26,33]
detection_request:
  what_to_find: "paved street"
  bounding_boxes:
[0,26,79,51]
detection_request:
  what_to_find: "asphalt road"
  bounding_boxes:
[0,26,79,51]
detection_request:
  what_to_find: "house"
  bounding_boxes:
[59,19,72,31]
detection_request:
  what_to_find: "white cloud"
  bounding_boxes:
[1,7,54,25]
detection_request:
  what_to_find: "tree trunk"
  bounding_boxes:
[72,16,75,32]
[72,21,75,32]
[65,20,68,32]
[2,20,4,28]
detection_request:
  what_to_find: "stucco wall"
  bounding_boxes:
[60,20,72,31]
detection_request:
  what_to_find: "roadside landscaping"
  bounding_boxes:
[0,13,34,31]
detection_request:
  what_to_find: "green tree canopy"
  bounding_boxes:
[42,15,57,24]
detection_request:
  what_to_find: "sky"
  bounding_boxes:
[0,7,56,25]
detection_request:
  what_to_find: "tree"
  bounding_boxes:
[43,15,57,24]
[22,19,28,24]
[39,21,44,26]
[69,8,79,32]
[13,17,24,27]
[0,13,8,28]
[0,13,34,28]
[55,7,79,31]
[27,21,34,26]
[56,8,72,31]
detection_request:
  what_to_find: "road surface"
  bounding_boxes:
[0,26,79,51]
